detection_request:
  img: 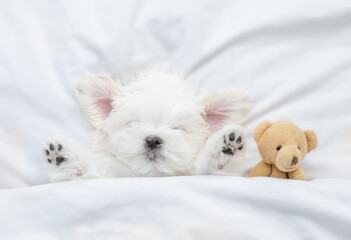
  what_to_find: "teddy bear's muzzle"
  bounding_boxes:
[275,146,302,172]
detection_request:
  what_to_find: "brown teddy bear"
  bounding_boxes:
[249,121,317,180]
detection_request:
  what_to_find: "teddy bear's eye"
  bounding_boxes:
[276,145,282,151]
[297,146,301,150]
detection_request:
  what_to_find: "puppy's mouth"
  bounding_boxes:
[145,149,162,161]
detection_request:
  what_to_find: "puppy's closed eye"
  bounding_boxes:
[126,120,139,127]
[172,126,187,132]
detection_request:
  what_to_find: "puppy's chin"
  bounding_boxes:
[134,158,183,177]
[123,149,193,177]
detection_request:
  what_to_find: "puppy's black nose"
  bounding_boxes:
[146,135,162,149]
[292,156,298,165]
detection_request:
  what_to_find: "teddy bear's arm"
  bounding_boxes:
[287,166,306,181]
[249,160,272,177]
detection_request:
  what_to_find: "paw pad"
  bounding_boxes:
[43,141,67,166]
[221,130,244,155]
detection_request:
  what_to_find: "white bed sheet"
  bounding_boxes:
[1,176,351,240]
[0,1,351,185]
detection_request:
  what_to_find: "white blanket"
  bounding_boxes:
[1,177,351,239]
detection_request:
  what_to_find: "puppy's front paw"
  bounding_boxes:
[211,124,245,170]
[196,124,246,174]
[42,138,86,181]
[220,125,245,156]
[43,139,68,166]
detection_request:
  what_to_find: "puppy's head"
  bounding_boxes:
[75,71,250,176]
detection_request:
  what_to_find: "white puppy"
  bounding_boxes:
[43,71,250,181]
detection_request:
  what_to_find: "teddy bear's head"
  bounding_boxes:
[254,121,317,172]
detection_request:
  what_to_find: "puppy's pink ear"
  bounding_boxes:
[75,75,124,129]
[202,89,251,132]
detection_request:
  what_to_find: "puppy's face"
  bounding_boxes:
[75,71,250,176]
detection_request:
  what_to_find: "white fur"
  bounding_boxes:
[43,71,251,181]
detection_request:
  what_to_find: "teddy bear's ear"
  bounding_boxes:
[254,121,272,142]
[305,130,318,153]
